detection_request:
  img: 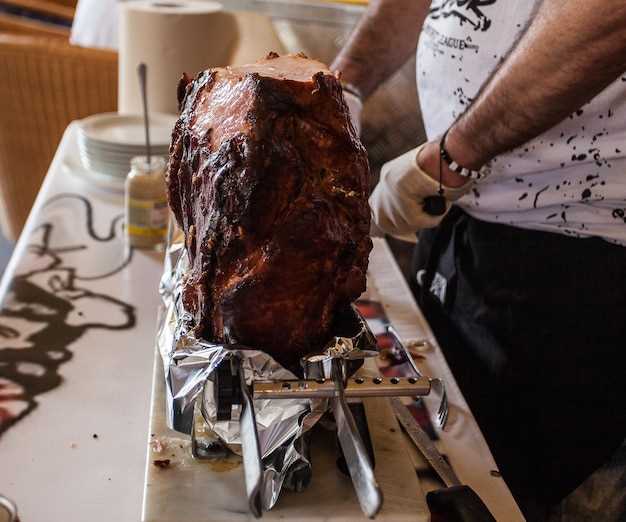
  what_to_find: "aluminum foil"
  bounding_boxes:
[156,233,377,511]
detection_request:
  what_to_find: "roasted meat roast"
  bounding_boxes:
[167,53,372,369]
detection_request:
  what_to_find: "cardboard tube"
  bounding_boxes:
[118,1,238,115]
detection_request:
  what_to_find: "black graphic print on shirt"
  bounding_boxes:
[429,0,496,32]
[418,1,626,244]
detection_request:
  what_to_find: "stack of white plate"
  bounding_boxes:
[77,112,177,180]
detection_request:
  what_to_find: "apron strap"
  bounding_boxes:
[418,205,465,309]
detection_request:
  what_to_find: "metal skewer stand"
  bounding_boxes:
[191,347,433,519]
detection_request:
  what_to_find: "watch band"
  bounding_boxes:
[439,130,491,180]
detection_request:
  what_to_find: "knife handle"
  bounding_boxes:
[427,485,496,522]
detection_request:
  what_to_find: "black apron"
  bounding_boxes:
[411,207,626,519]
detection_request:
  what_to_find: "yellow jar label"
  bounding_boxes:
[127,197,168,240]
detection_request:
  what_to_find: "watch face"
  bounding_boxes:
[423,195,448,216]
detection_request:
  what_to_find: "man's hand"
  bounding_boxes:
[369,143,472,240]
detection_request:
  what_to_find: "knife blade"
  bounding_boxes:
[390,397,460,487]
[390,398,497,522]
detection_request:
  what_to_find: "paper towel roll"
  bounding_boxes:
[118,1,238,116]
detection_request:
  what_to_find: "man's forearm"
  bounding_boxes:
[446,0,626,170]
[331,0,430,99]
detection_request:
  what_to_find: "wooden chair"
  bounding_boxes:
[44,0,76,6]
[0,34,117,239]
[0,0,75,23]
[0,11,70,38]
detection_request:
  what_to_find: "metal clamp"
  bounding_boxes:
[330,358,383,518]
[237,357,264,518]
[192,356,264,518]
[386,325,449,428]
[253,375,431,400]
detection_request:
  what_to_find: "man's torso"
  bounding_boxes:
[417,0,626,245]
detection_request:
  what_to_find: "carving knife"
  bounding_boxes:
[390,398,496,522]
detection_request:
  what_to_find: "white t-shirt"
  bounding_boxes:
[417,1,626,245]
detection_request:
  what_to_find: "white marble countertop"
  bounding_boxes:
[0,122,524,522]
[0,123,163,522]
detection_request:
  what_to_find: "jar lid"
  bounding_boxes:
[130,155,167,175]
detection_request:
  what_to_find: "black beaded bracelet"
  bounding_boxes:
[421,135,448,217]
[439,130,490,180]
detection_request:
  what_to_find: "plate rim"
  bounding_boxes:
[77,112,177,147]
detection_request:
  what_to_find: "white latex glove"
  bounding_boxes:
[369,143,472,238]
[344,91,363,136]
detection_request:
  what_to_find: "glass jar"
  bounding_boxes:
[125,156,168,250]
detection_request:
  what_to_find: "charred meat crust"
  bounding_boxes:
[166,54,372,370]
